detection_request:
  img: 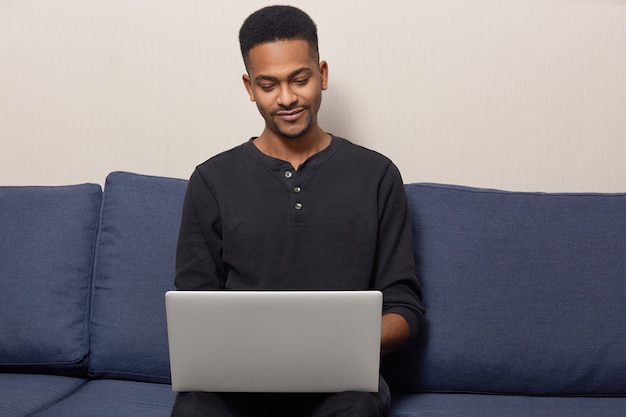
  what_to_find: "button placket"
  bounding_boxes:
[282,169,305,219]
[293,184,303,210]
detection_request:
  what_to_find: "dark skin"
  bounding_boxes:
[242,39,410,356]
[242,40,330,170]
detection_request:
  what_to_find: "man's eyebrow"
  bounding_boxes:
[254,67,313,83]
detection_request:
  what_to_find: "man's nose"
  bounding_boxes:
[277,85,297,107]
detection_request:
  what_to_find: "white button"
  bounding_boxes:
[294,186,301,193]
[284,171,293,179]
[295,202,303,210]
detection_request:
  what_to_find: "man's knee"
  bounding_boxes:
[312,391,385,417]
[170,393,196,417]
[344,392,381,417]
[170,392,239,417]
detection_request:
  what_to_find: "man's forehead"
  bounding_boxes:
[247,39,318,74]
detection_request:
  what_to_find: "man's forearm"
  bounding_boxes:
[380,313,410,356]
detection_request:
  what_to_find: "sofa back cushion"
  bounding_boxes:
[384,183,626,396]
[88,172,186,383]
[0,184,102,375]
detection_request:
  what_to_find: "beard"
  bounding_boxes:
[273,114,314,139]
[268,105,314,139]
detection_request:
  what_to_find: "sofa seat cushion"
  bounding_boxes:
[390,393,626,417]
[28,379,176,417]
[0,373,87,417]
[88,172,187,383]
[384,183,626,396]
[0,184,102,375]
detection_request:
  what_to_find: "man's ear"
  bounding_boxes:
[319,60,329,91]
[242,73,255,102]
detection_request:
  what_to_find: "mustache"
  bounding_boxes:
[270,105,311,116]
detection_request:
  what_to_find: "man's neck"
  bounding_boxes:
[254,128,331,170]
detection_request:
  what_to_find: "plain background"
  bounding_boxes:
[1,0,625,191]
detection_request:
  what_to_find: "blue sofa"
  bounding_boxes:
[1,171,625,416]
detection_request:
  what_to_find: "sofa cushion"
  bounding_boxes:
[88,172,186,383]
[28,379,176,417]
[0,373,87,417]
[389,393,626,417]
[384,183,626,396]
[0,184,101,375]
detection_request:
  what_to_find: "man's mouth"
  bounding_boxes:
[273,107,307,121]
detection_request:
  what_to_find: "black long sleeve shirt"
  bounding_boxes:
[175,136,424,339]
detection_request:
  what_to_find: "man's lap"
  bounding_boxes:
[170,376,390,417]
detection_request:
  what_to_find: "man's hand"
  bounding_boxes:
[380,313,410,356]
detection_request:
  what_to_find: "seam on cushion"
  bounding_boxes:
[86,182,108,376]
[24,378,88,417]
[87,368,171,385]
[74,184,104,368]
[409,182,626,197]
[391,390,626,398]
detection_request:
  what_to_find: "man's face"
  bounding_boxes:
[243,40,328,140]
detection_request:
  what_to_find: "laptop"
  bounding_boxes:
[165,290,382,393]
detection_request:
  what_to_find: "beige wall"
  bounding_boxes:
[1,0,625,191]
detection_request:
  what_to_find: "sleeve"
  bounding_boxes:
[174,169,226,290]
[375,162,425,341]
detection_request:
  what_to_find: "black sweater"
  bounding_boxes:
[175,136,424,338]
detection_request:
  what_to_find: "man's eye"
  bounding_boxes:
[294,78,309,85]
[260,85,275,91]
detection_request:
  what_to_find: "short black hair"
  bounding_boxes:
[239,5,319,71]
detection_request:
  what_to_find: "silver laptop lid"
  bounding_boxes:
[165,290,382,393]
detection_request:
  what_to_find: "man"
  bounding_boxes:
[171,5,424,417]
